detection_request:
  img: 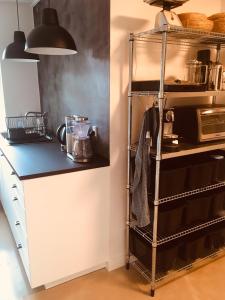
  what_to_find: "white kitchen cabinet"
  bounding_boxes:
[0,154,109,288]
[0,154,30,276]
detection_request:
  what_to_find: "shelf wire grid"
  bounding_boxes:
[128,181,225,205]
[129,91,225,97]
[131,245,225,284]
[130,91,158,97]
[133,25,225,47]
[157,181,225,205]
[130,216,225,245]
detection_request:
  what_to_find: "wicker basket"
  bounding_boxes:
[213,20,225,33]
[208,12,225,21]
[178,13,214,31]
[178,12,208,21]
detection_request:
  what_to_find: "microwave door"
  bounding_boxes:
[199,110,225,142]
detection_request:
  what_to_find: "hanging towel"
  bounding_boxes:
[131,108,152,228]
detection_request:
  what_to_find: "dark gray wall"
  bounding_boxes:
[34,0,110,158]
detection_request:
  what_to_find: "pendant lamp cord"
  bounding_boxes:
[48,0,51,8]
[16,0,20,30]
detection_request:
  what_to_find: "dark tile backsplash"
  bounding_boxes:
[33,0,110,159]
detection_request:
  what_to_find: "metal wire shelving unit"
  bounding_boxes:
[126,25,225,297]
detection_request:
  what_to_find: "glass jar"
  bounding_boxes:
[208,62,223,91]
[186,59,208,84]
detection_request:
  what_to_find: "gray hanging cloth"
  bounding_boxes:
[131,107,155,227]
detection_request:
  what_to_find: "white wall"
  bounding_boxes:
[0,2,40,125]
[108,0,223,270]
[0,68,6,131]
[221,1,225,11]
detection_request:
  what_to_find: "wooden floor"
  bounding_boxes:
[1,204,225,300]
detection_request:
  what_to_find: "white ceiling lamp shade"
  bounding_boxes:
[25,2,77,56]
[2,0,39,62]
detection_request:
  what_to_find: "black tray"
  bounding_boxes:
[145,0,189,9]
[1,132,53,144]
[132,80,207,92]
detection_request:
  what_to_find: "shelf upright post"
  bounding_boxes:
[126,33,135,270]
[150,31,168,297]
[212,43,221,105]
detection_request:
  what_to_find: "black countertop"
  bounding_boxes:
[0,136,109,180]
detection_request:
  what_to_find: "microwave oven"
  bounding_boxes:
[173,105,225,143]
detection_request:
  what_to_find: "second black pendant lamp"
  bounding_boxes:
[2,0,39,62]
[25,0,77,55]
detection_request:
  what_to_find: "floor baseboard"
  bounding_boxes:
[44,263,107,289]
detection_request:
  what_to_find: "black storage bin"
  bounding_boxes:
[210,191,225,218]
[211,152,225,182]
[206,223,225,251]
[159,167,187,198]
[186,155,215,190]
[213,225,225,249]
[184,195,212,226]
[150,200,185,236]
[150,158,187,198]
[179,231,208,265]
[129,228,180,274]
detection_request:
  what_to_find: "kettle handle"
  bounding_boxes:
[56,124,66,145]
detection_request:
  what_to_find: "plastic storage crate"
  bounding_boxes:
[184,194,212,226]
[129,228,180,274]
[179,231,209,265]
[150,158,188,199]
[150,200,185,236]
[186,156,215,190]
[211,191,225,218]
[206,223,225,251]
[212,152,225,182]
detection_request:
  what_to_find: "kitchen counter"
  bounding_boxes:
[0,135,109,288]
[0,136,109,180]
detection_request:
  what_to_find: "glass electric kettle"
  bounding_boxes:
[56,115,78,153]
[56,115,95,162]
[72,116,94,163]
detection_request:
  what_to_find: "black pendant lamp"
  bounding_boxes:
[2,0,39,62]
[25,0,77,55]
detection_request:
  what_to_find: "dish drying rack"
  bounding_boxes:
[5,112,49,142]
